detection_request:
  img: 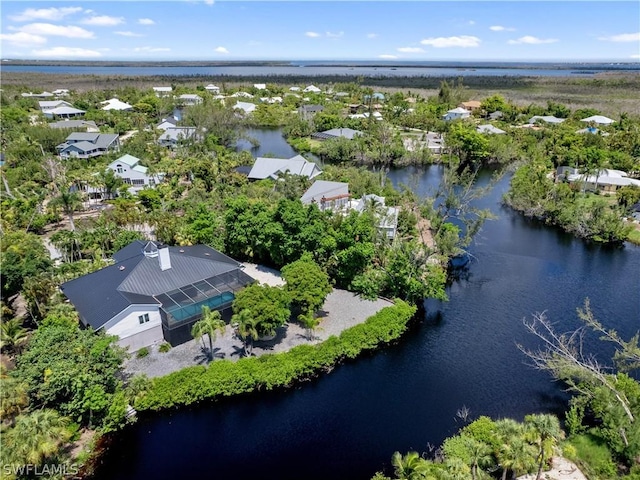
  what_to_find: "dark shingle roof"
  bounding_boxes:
[62,241,247,330]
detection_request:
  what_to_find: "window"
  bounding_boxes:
[116,164,123,173]
[132,179,145,186]
[138,313,150,324]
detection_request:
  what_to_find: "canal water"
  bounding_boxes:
[92,149,640,480]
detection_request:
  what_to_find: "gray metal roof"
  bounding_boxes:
[301,180,349,204]
[61,241,250,330]
[313,128,362,140]
[248,156,321,180]
[50,120,97,129]
[68,132,100,142]
[158,127,196,143]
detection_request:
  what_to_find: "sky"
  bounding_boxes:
[1,1,639,62]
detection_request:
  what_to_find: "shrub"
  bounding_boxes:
[137,301,416,411]
[565,434,618,479]
[136,347,149,358]
[158,342,171,353]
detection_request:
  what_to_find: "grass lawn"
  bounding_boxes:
[627,226,640,245]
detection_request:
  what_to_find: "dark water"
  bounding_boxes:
[93,165,640,480]
[236,128,299,158]
[4,62,638,78]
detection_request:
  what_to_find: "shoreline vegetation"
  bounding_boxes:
[1,69,639,479]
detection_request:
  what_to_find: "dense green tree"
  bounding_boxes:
[281,255,333,317]
[0,231,52,299]
[232,284,291,337]
[12,321,127,427]
[524,414,563,480]
[191,307,225,359]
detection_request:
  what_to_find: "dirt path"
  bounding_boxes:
[517,457,587,480]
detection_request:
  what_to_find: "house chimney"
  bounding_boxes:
[158,246,171,271]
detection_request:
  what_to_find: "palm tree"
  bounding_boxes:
[391,451,429,480]
[97,168,124,200]
[3,409,71,465]
[232,309,259,357]
[191,307,225,359]
[0,377,28,424]
[0,319,29,355]
[463,437,493,480]
[497,437,536,480]
[524,413,563,480]
[51,190,82,231]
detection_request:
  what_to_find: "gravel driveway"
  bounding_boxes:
[124,286,392,379]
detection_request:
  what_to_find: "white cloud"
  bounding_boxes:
[367,33,378,39]
[631,54,640,59]
[82,15,125,26]
[397,47,425,53]
[490,25,515,32]
[421,35,481,48]
[378,54,398,59]
[305,31,320,38]
[32,46,102,58]
[597,32,640,43]
[132,46,171,52]
[0,32,47,47]
[10,7,83,22]
[214,46,229,54]
[508,36,558,45]
[115,31,144,37]
[204,0,215,4]
[18,23,95,39]
[138,18,155,25]
[468,20,476,25]
[326,31,344,38]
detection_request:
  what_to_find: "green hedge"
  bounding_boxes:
[136,301,416,411]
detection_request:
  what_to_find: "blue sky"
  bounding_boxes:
[1,1,639,61]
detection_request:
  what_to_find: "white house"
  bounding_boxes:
[300,181,350,211]
[580,115,615,125]
[156,117,178,131]
[253,83,267,90]
[303,85,321,93]
[61,241,254,350]
[564,167,640,193]
[101,98,134,111]
[248,155,322,181]
[204,84,220,93]
[178,94,203,106]
[477,124,506,134]
[108,154,163,194]
[260,96,283,104]
[528,115,565,125]
[52,89,70,97]
[443,107,471,121]
[39,100,85,119]
[233,101,257,114]
[153,86,173,97]
[351,194,399,239]
[230,91,254,98]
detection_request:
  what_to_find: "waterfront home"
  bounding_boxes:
[61,240,255,350]
[233,101,257,114]
[39,100,85,119]
[580,115,615,125]
[109,154,163,194]
[157,127,198,148]
[477,124,506,134]
[300,180,350,211]
[205,84,220,93]
[101,98,134,111]
[560,167,640,193]
[248,155,322,181]
[528,115,565,125]
[459,100,482,111]
[57,132,120,159]
[351,194,399,239]
[49,120,99,132]
[312,128,363,141]
[153,86,173,97]
[156,117,178,131]
[443,107,471,121]
[303,85,321,93]
[178,94,203,106]
[403,132,444,154]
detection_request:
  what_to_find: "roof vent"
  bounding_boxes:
[204,252,210,256]
[119,265,126,271]
[179,249,185,253]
